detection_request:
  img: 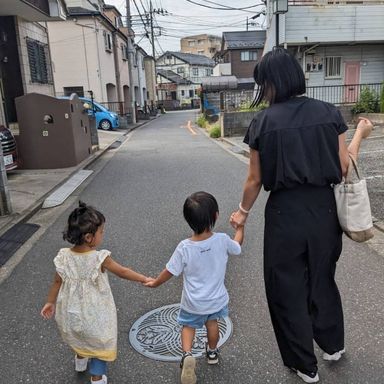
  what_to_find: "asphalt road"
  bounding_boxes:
[0,111,383,384]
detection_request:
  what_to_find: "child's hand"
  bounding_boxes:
[41,303,55,319]
[144,278,158,288]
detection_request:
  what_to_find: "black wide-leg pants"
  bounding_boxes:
[264,185,344,373]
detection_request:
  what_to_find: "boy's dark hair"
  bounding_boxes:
[183,191,219,235]
[63,201,105,245]
[252,47,306,107]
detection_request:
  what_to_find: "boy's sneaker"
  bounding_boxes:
[75,355,88,372]
[323,348,345,361]
[180,352,196,384]
[291,368,319,383]
[90,375,107,384]
[205,343,219,365]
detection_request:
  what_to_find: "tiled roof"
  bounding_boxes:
[157,69,191,84]
[159,51,215,67]
[223,30,266,49]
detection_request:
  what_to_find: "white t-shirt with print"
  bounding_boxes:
[166,232,241,315]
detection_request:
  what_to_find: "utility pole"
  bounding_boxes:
[126,0,137,123]
[246,17,249,31]
[150,0,156,60]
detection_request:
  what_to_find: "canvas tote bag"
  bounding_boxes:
[334,155,374,242]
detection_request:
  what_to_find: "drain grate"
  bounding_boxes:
[0,223,40,267]
[129,303,232,362]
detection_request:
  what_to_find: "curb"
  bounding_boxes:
[0,118,155,239]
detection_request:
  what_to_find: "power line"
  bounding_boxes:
[184,0,263,11]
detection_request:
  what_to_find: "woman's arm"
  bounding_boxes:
[102,256,150,283]
[339,117,373,177]
[41,272,62,319]
[230,148,262,228]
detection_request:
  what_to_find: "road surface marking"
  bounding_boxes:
[187,120,197,135]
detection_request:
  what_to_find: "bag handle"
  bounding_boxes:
[346,154,361,182]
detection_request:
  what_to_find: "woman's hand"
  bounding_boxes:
[356,117,373,139]
[230,210,248,229]
[41,303,55,319]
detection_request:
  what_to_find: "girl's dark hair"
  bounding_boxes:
[252,47,306,107]
[183,191,218,235]
[63,201,105,245]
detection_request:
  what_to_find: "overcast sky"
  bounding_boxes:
[105,0,265,55]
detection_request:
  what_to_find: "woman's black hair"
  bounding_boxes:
[183,191,219,235]
[63,201,105,245]
[252,47,306,107]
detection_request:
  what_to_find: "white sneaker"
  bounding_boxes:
[323,348,345,361]
[180,355,196,384]
[296,370,319,383]
[75,355,88,372]
[91,374,107,384]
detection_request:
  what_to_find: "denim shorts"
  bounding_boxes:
[89,358,107,375]
[178,305,229,329]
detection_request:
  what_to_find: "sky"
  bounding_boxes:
[105,0,266,56]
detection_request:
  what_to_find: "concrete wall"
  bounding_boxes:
[220,111,256,137]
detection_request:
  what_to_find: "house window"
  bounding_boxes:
[198,39,204,45]
[26,38,50,84]
[189,89,194,97]
[188,40,195,47]
[325,57,342,78]
[121,44,128,60]
[205,68,212,76]
[181,90,185,96]
[104,31,112,51]
[177,67,185,74]
[240,51,257,61]
[63,86,84,97]
[192,68,199,76]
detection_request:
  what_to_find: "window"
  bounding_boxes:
[240,51,257,62]
[325,57,341,78]
[177,67,185,74]
[63,86,84,97]
[205,68,212,76]
[198,39,204,45]
[188,40,195,47]
[192,68,199,76]
[104,31,112,51]
[197,50,204,55]
[181,90,185,96]
[26,38,51,84]
[121,44,128,60]
[189,89,194,97]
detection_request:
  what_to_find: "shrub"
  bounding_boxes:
[196,114,207,128]
[239,100,269,112]
[380,82,384,113]
[351,87,379,114]
[209,124,221,138]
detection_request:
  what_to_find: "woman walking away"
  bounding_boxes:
[230,48,373,383]
[41,201,151,384]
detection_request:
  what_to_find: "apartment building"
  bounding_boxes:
[180,34,221,58]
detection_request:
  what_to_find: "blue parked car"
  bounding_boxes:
[59,96,119,130]
[80,98,119,130]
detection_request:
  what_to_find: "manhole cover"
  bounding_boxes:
[129,303,232,362]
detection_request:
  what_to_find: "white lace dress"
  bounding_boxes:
[54,248,117,361]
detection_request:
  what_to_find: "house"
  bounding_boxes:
[0,0,67,127]
[213,30,266,89]
[180,34,221,58]
[131,45,149,109]
[157,69,199,109]
[263,0,384,104]
[47,0,132,114]
[156,51,215,85]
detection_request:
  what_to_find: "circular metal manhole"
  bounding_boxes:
[129,303,233,362]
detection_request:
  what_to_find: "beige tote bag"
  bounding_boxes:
[334,155,374,242]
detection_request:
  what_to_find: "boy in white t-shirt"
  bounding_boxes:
[145,191,244,384]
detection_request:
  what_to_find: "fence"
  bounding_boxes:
[219,83,383,112]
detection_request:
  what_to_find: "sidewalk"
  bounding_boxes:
[0,119,153,237]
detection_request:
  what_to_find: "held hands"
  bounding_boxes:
[41,303,55,319]
[144,278,158,288]
[356,117,373,139]
[230,210,248,229]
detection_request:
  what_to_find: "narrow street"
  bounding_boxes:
[0,111,383,384]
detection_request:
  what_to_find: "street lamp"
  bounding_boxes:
[272,0,288,47]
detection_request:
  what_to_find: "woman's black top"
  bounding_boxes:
[244,96,348,192]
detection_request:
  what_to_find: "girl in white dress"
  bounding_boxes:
[41,202,150,384]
